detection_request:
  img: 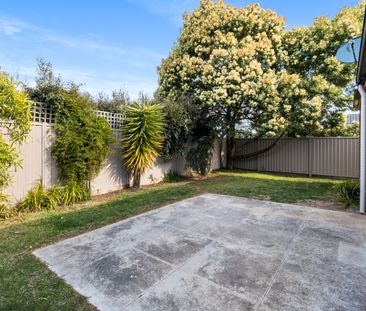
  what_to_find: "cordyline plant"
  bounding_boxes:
[121,101,165,188]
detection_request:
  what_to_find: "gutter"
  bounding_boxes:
[358,83,366,214]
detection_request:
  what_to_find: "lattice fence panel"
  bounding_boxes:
[30,102,123,129]
[94,110,124,129]
[30,102,55,124]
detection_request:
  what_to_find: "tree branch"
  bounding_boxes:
[233,133,285,160]
[234,132,266,153]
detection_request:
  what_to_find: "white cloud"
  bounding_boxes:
[0,21,21,36]
[0,15,162,99]
[0,15,163,65]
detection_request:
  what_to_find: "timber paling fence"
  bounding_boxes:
[233,137,359,179]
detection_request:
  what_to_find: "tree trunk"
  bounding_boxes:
[133,170,141,188]
[226,122,236,169]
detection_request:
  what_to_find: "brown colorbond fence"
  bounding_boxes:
[233,137,359,179]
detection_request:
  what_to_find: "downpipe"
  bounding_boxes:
[358,83,366,214]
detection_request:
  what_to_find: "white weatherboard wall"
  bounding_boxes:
[4,123,223,202]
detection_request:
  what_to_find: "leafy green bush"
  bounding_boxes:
[28,60,115,185]
[52,90,115,183]
[163,171,187,183]
[17,183,56,211]
[121,101,165,188]
[15,181,90,213]
[334,180,360,208]
[186,110,217,176]
[0,71,31,212]
[60,181,91,205]
[161,98,192,159]
[186,137,214,176]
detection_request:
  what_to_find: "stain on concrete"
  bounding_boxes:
[33,194,366,311]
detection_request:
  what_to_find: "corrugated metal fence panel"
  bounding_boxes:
[311,137,359,178]
[234,137,359,179]
[234,139,259,170]
[259,138,309,175]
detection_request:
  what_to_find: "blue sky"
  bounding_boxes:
[0,0,360,99]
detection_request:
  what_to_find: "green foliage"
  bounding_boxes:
[163,171,187,183]
[187,137,215,176]
[0,70,31,210]
[15,181,91,213]
[345,121,360,137]
[28,59,115,184]
[284,2,364,136]
[26,58,64,109]
[334,180,360,208]
[17,183,56,211]
[186,108,217,176]
[157,1,323,168]
[91,89,130,113]
[121,101,165,188]
[161,97,192,159]
[158,1,363,167]
[52,90,114,183]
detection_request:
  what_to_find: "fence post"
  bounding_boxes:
[308,138,312,177]
[41,122,46,186]
[256,139,260,172]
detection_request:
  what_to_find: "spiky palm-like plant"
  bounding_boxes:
[122,101,165,188]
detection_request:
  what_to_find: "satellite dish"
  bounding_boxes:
[336,36,361,64]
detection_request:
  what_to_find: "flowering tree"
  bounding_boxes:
[284,2,364,136]
[158,0,322,168]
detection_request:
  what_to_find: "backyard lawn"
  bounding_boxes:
[0,170,344,311]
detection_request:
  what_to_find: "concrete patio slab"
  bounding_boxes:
[33,194,366,311]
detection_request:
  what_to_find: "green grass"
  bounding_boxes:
[0,170,343,311]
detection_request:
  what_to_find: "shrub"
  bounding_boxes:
[186,110,217,176]
[163,171,187,183]
[121,101,165,188]
[59,181,91,205]
[186,136,214,176]
[334,180,360,208]
[17,183,56,211]
[28,59,115,185]
[15,181,90,213]
[161,98,192,159]
[52,90,115,183]
[0,71,31,211]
